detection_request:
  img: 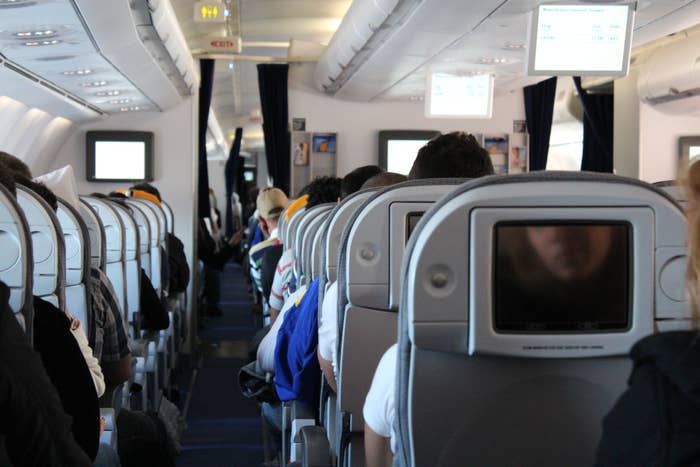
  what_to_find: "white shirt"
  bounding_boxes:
[269,248,295,310]
[317,281,339,376]
[256,284,308,373]
[71,325,105,397]
[363,343,398,453]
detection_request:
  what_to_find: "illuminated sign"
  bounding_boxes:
[194,1,226,23]
[197,36,243,54]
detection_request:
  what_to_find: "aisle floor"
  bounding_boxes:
[177,263,265,467]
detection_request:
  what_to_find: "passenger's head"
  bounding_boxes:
[130,183,161,202]
[341,165,383,198]
[682,158,700,310]
[0,152,31,178]
[305,176,342,208]
[257,187,289,236]
[0,162,17,197]
[408,132,494,180]
[15,175,58,211]
[361,172,407,189]
[109,191,127,199]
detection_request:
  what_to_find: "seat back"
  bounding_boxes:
[295,204,334,284]
[82,196,127,314]
[654,180,687,210]
[310,216,331,281]
[17,185,65,309]
[56,198,91,326]
[79,199,106,271]
[127,198,162,294]
[110,201,141,325]
[319,190,375,307]
[0,183,33,334]
[124,200,152,279]
[161,199,175,234]
[337,180,463,442]
[284,207,305,249]
[395,172,689,467]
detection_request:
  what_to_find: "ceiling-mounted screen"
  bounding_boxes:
[86,131,154,182]
[426,73,494,118]
[378,130,440,175]
[528,3,635,76]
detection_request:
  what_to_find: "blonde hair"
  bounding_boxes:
[680,158,700,317]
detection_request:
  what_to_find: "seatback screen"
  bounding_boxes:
[494,223,630,332]
[405,212,424,243]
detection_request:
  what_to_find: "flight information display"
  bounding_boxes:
[494,223,630,332]
[427,73,493,118]
[529,4,633,76]
[94,141,147,180]
[387,140,430,175]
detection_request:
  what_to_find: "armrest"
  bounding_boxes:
[299,426,332,467]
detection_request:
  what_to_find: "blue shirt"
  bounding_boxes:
[273,278,321,406]
[251,225,263,249]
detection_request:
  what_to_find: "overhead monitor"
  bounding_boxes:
[426,73,494,118]
[528,3,635,76]
[378,130,440,175]
[86,131,154,182]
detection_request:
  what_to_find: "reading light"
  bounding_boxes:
[96,90,120,97]
[109,99,131,105]
[81,80,108,87]
[502,42,525,51]
[478,57,509,65]
[25,39,61,46]
[228,62,235,70]
[16,30,56,38]
[63,69,93,76]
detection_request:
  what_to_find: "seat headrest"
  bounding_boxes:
[401,172,687,358]
[81,196,124,264]
[284,207,305,251]
[341,179,465,312]
[294,204,334,281]
[56,198,90,287]
[79,198,106,271]
[300,206,333,282]
[34,165,81,212]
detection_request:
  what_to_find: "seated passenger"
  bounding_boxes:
[363,132,495,467]
[267,178,341,322]
[248,188,289,295]
[595,159,700,467]
[317,171,408,391]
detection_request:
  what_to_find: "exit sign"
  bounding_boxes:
[194,1,226,23]
[196,36,243,54]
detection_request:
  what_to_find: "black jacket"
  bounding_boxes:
[166,233,190,293]
[596,331,700,466]
[0,283,91,466]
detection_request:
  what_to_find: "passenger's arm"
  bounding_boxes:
[318,348,336,392]
[102,354,133,388]
[269,307,280,323]
[364,424,393,467]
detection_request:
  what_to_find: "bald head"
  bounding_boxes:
[361,172,407,190]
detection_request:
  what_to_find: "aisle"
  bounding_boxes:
[178,262,264,467]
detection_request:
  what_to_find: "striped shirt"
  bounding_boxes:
[87,268,131,363]
[268,248,295,311]
[249,228,280,294]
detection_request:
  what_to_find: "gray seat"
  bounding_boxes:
[56,198,91,327]
[124,200,152,280]
[109,201,141,329]
[310,216,331,281]
[294,204,334,286]
[0,183,33,336]
[394,172,689,467]
[127,198,163,295]
[285,207,306,250]
[16,185,65,310]
[654,180,687,210]
[335,180,463,467]
[79,199,106,272]
[161,199,175,234]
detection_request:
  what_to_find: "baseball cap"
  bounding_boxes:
[257,187,289,219]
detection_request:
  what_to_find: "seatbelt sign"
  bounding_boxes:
[194,1,226,23]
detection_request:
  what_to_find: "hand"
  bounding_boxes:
[229,228,245,247]
[64,310,80,331]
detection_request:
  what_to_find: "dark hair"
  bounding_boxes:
[109,191,127,199]
[0,162,17,197]
[408,132,494,180]
[0,151,31,178]
[304,176,342,208]
[341,165,383,198]
[361,172,407,189]
[90,192,109,199]
[15,175,58,211]
[130,182,161,202]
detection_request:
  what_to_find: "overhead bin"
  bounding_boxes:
[638,34,700,115]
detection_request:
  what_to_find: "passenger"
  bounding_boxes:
[317,171,408,392]
[363,132,495,467]
[0,150,31,178]
[595,159,700,466]
[248,188,289,295]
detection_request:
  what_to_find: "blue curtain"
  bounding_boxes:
[198,59,215,219]
[257,64,290,195]
[524,77,557,171]
[224,127,243,238]
[573,77,614,173]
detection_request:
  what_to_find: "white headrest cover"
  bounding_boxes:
[34,165,80,212]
